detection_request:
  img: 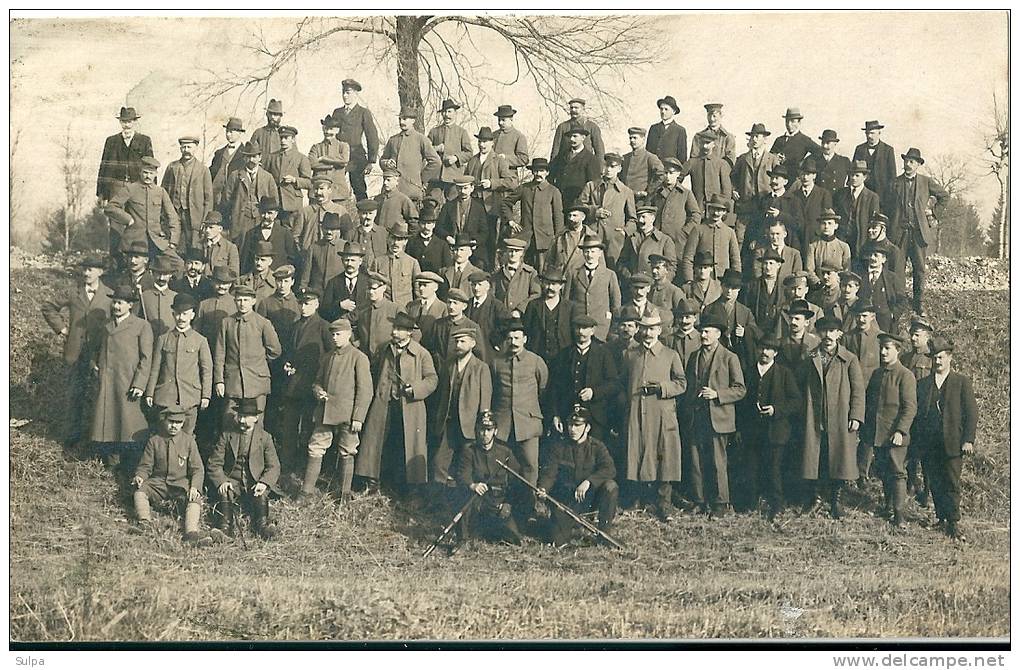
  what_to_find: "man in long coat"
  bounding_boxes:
[852,120,898,216]
[549,128,600,208]
[501,158,564,273]
[621,127,665,201]
[799,317,865,516]
[427,99,475,202]
[380,108,441,203]
[91,284,154,468]
[567,235,622,342]
[578,153,638,269]
[356,311,438,496]
[162,136,215,253]
[210,117,247,207]
[623,311,686,521]
[220,141,277,243]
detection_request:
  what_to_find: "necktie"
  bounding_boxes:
[347,277,355,295]
[85,286,95,302]
[586,268,594,283]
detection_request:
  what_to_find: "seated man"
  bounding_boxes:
[130,406,212,546]
[207,398,283,541]
[535,404,618,546]
[454,409,525,548]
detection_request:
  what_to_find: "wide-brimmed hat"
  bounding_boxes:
[539,265,567,283]
[656,95,680,114]
[693,251,715,267]
[862,120,885,131]
[116,106,141,121]
[705,194,729,211]
[111,284,138,302]
[817,208,841,223]
[578,234,604,249]
[767,164,790,180]
[240,141,262,156]
[850,160,871,175]
[719,269,743,288]
[901,147,926,164]
[210,266,237,283]
[440,98,461,112]
[389,221,411,238]
[782,107,804,120]
[149,255,177,274]
[494,104,517,118]
[746,122,771,136]
[223,117,245,132]
[266,99,284,114]
[475,126,496,142]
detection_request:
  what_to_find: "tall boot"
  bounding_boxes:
[301,456,323,498]
[252,495,278,539]
[337,455,355,506]
[880,478,893,519]
[133,490,152,522]
[182,501,212,547]
[803,480,822,515]
[891,479,907,528]
[829,480,844,520]
[208,493,235,542]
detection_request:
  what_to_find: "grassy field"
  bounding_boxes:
[9,265,1010,642]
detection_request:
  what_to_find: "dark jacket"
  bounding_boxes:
[501,179,565,252]
[97,132,154,199]
[739,360,801,444]
[852,141,897,212]
[207,424,282,495]
[134,431,204,492]
[816,154,851,193]
[862,362,918,448]
[549,148,600,206]
[41,281,114,364]
[538,436,616,494]
[913,370,978,457]
[646,121,688,164]
[522,296,576,364]
[456,440,519,493]
[769,131,822,182]
[548,342,620,432]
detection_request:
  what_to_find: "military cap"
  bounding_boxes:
[235,397,262,416]
[693,250,715,267]
[312,175,335,187]
[800,156,820,174]
[648,253,674,267]
[638,310,663,327]
[398,107,419,119]
[569,404,592,425]
[494,104,517,118]
[356,199,379,213]
[662,157,685,172]
[719,268,743,288]
[266,99,284,114]
[210,266,237,283]
[272,264,295,279]
[676,298,701,316]
[390,311,418,330]
[450,324,478,339]
[782,273,808,287]
[452,233,478,248]
[223,117,245,132]
[476,409,497,428]
[381,167,402,178]
[839,271,863,285]
[578,234,604,249]
[656,95,680,113]
[851,160,871,174]
[500,237,528,250]
[183,248,205,263]
[782,107,804,120]
[766,164,790,180]
[603,153,623,166]
[529,157,550,171]
[814,316,844,333]
[572,312,598,328]
[746,122,771,136]
[851,301,876,314]
[704,102,724,112]
[171,293,197,313]
[257,195,280,212]
[149,254,177,274]
[539,265,567,283]
[566,126,590,137]
[254,240,275,258]
[761,248,785,264]
[367,271,389,287]
[901,148,925,164]
[698,312,728,333]
[240,140,262,156]
[341,78,362,92]
[475,126,496,142]
[231,283,256,298]
[116,106,141,121]
[338,241,366,257]
[786,298,814,317]
[869,213,890,227]
[910,318,934,333]
[618,305,642,323]
[446,288,470,303]
[817,208,841,223]
[862,120,885,131]
[564,204,589,217]
[567,97,587,106]
[929,336,954,354]
[636,205,657,217]
[111,284,138,302]
[878,332,905,347]
[705,193,729,210]
[758,336,781,351]
[203,211,224,226]
[629,273,653,288]
[627,126,647,137]
[296,287,321,302]
[78,254,106,268]
[414,271,442,285]
[329,317,352,333]
[178,135,200,145]
[467,270,490,283]
[319,212,343,231]
[818,129,840,143]
[161,405,189,420]
[140,156,160,170]
[452,175,476,186]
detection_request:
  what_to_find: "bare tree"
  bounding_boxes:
[981,91,1009,258]
[57,124,89,251]
[189,15,658,132]
[10,125,23,228]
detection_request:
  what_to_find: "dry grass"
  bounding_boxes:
[9,267,1010,641]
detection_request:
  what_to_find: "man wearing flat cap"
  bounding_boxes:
[374,168,419,230]
[646,95,688,164]
[549,127,601,209]
[568,235,622,342]
[332,79,381,202]
[493,104,531,173]
[308,115,352,205]
[220,140,277,242]
[551,97,605,163]
[621,127,665,201]
[238,196,301,276]
[852,120,897,217]
[686,132,735,229]
[691,103,737,167]
[649,158,703,253]
[501,158,565,274]
[41,255,114,451]
[354,272,400,357]
[97,106,154,203]
[834,161,881,257]
[427,99,474,203]
[769,107,823,183]
[544,204,596,280]
[680,250,723,314]
[579,153,638,270]
[491,237,541,316]
[405,271,448,345]
[292,173,352,253]
[815,129,851,193]
[548,312,620,442]
[912,337,978,541]
[210,117,248,207]
[251,99,286,159]
[162,135,214,253]
[105,155,181,261]
[380,107,441,204]
[263,125,312,226]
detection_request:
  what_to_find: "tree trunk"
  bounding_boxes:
[394,16,425,132]
[996,172,1008,259]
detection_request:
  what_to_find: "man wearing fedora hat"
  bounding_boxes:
[251,99,286,159]
[466,127,517,242]
[439,233,484,296]
[646,95,688,164]
[548,312,621,442]
[465,271,510,363]
[144,292,212,436]
[238,196,301,277]
[769,107,823,183]
[493,104,530,173]
[370,221,421,308]
[319,240,371,323]
[691,103,737,167]
[551,97,605,163]
[620,205,678,281]
[140,254,179,341]
[852,120,897,216]
[171,249,213,303]
[774,274,822,336]
[578,153,638,270]
[105,155,181,260]
[741,246,786,336]
[220,140,277,242]
[855,214,906,288]
[427,99,474,203]
[308,115,352,205]
[264,125,312,226]
[621,127,665,201]
[545,204,597,280]
[293,176,351,254]
[407,199,454,274]
[891,147,949,315]
[681,250,723,313]
[97,106,154,202]
[568,235,622,342]
[301,212,349,291]
[549,126,601,209]
[437,177,489,266]
[787,155,833,253]
[491,238,541,317]
[623,272,673,335]
[777,297,821,368]
[501,158,564,274]
[859,241,906,332]
[42,254,114,451]
[91,283,154,469]
[115,238,155,309]
[521,264,576,365]
[422,287,483,366]
[649,158,703,253]
[237,240,277,303]
[732,123,782,248]
[380,107,441,203]
[211,117,248,206]
[681,195,741,283]
[750,164,795,249]
[815,130,851,193]
[162,136,215,254]
[705,268,759,366]
[331,79,381,202]
[834,161,881,257]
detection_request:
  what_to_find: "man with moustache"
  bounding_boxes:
[162,135,214,253]
[331,79,381,202]
[210,117,248,207]
[97,106,154,204]
[645,95,687,164]
[550,97,605,162]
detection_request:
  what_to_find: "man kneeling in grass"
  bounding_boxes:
[131,406,212,547]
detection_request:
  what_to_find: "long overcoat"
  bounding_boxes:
[623,341,686,481]
[91,314,153,443]
[799,345,865,480]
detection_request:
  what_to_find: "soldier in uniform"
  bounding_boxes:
[427,99,474,203]
[332,78,381,203]
[491,237,541,317]
[307,115,352,209]
[354,272,399,357]
[374,168,418,230]
[550,97,605,162]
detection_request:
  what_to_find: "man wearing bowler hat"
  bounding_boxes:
[704,268,759,367]
[890,147,949,315]
[646,95,688,164]
[787,155,834,253]
[491,238,541,316]
[331,78,381,202]
[551,97,605,162]
[301,211,347,291]
[239,196,300,276]
[348,199,390,266]
[751,165,795,249]
[618,205,676,280]
[172,249,214,302]
[834,160,881,257]
[380,107,441,203]
[680,251,723,314]
[568,234,622,342]
[741,246,786,335]
[319,239,370,323]
[501,158,564,274]
[427,98,474,203]
[815,129,851,193]
[97,106,154,203]
[691,102,737,167]
[769,107,823,183]
[406,199,454,273]
[465,271,510,363]
[264,125,312,226]
[621,127,665,201]
[308,115,352,205]
[251,99,286,158]
[210,117,248,206]
[579,153,638,270]
[440,233,484,295]
[493,104,530,172]
[220,140,277,242]
[521,264,576,365]
[859,241,906,332]
[163,135,214,253]
[105,155,181,260]
[852,120,898,216]
[549,127,601,209]
[438,177,490,266]
[548,312,620,442]
[545,204,596,280]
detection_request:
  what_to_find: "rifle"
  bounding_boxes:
[496,459,626,551]
[422,492,480,559]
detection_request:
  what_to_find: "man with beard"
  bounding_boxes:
[621,127,665,202]
[171,249,214,302]
[292,176,351,253]
[251,99,285,158]
[522,265,575,366]
[162,135,214,253]
[550,97,605,162]
[346,200,389,267]
[238,196,300,276]
[545,205,596,280]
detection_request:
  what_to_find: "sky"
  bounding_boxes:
[9,11,1009,246]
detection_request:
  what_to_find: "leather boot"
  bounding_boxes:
[945,520,967,542]
[182,501,212,547]
[252,495,278,539]
[301,456,323,497]
[891,479,907,528]
[880,479,893,519]
[802,481,822,515]
[829,481,843,520]
[337,455,355,505]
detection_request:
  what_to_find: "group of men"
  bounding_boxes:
[45,83,976,550]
